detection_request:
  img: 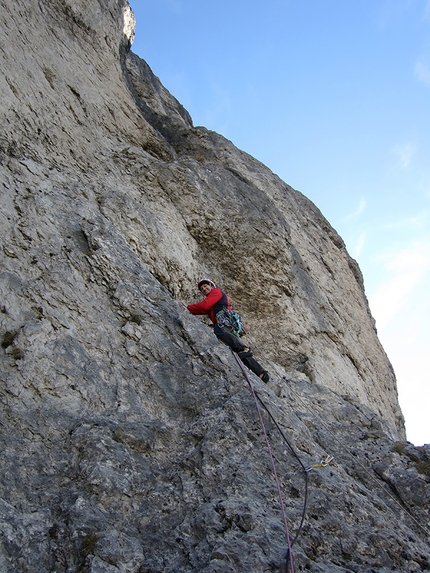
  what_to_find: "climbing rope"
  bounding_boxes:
[231,350,429,571]
[250,380,312,570]
[232,352,299,573]
[287,382,430,539]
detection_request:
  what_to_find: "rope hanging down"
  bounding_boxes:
[248,374,313,570]
[232,351,428,569]
[231,352,335,571]
[232,352,301,573]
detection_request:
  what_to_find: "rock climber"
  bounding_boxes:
[184,278,270,383]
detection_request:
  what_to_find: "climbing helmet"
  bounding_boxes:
[198,278,216,290]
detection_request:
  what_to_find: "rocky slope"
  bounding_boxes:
[0,1,429,571]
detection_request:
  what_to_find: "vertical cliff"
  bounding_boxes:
[0,1,429,571]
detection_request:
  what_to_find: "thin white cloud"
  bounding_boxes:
[384,209,430,230]
[391,142,416,169]
[371,273,421,329]
[161,0,182,13]
[418,175,430,198]
[414,3,430,87]
[414,58,430,86]
[353,198,366,217]
[381,315,430,445]
[385,246,430,273]
[378,0,415,29]
[354,232,366,259]
[370,243,430,331]
[342,198,366,222]
[424,0,430,21]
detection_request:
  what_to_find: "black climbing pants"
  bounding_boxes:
[214,324,265,377]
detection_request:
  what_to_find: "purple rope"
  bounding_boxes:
[232,352,295,573]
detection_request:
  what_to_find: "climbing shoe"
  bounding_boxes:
[260,371,270,383]
[238,348,253,358]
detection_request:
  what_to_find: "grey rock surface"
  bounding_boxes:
[0,1,429,572]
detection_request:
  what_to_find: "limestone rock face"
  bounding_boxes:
[1,1,429,572]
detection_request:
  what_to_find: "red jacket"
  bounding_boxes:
[187,287,231,324]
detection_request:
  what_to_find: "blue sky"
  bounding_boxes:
[128,0,430,446]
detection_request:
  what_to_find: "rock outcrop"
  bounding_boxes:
[0,1,429,571]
